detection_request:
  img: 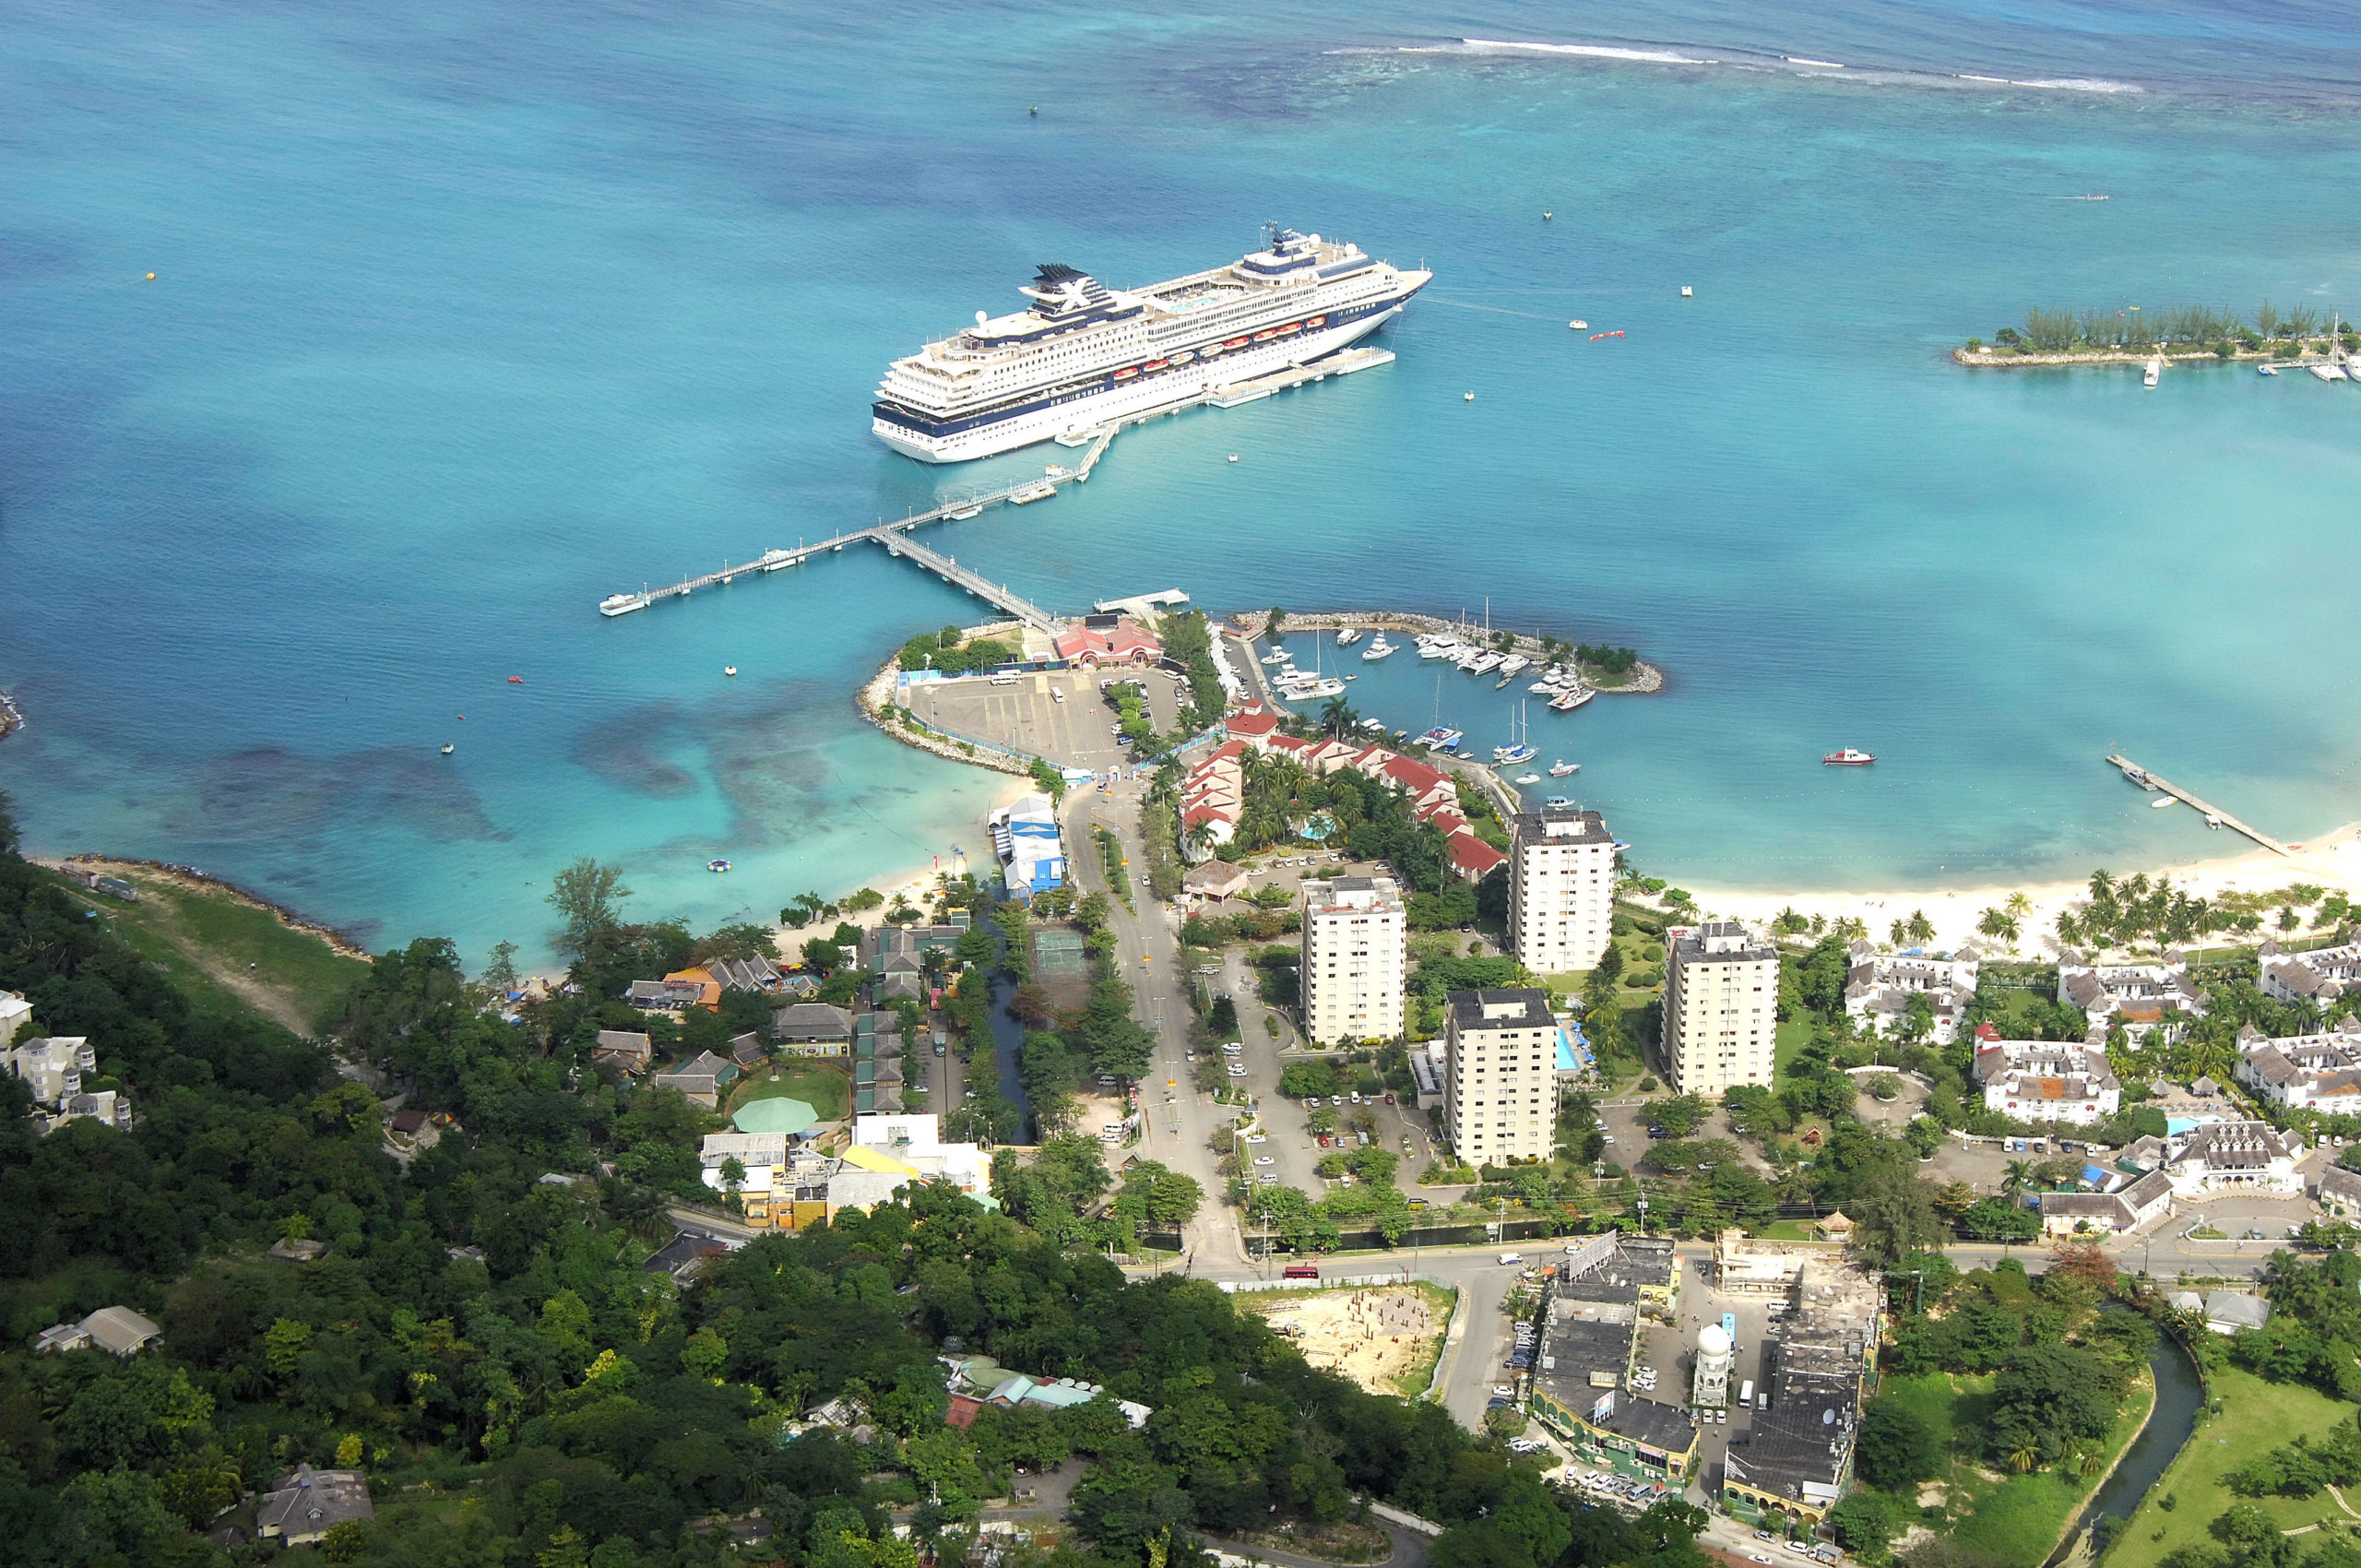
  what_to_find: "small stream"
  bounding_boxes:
[985,970,1035,1137]
[2046,1313,2205,1565]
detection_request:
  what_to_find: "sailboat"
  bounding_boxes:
[1493,701,1537,766]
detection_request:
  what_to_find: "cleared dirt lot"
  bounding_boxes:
[902,667,1186,770]
[1245,1286,1449,1396]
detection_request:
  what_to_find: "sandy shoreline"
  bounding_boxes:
[1682,820,2361,956]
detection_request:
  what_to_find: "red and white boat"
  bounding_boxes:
[1822,748,1876,766]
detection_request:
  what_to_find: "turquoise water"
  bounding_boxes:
[5,2,2361,963]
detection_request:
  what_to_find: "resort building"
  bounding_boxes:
[592,1029,653,1075]
[5,1036,94,1108]
[2234,1020,2361,1113]
[1051,613,1162,669]
[0,990,30,1052]
[2158,1120,2306,1194]
[1661,923,1778,1095]
[2038,1170,2174,1235]
[1220,712,1508,882]
[1969,1027,2121,1124]
[1844,941,1981,1044]
[1443,988,1561,1162]
[1506,806,1616,975]
[1299,875,1406,1045]
[2259,939,2361,1009]
[2056,949,2208,1038]
[2315,1164,2361,1218]
[990,794,1066,898]
[1180,740,1246,858]
[1719,1253,1883,1535]
[256,1466,374,1547]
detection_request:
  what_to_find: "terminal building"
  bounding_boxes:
[1526,1231,1696,1483]
[989,794,1066,899]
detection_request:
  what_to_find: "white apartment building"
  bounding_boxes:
[2259,940,2361,1010]
[0,991,30,1053]
[1843,940,1982,1045]
[1968,1029,2121,1124]
[1444,989,1560,1162]
[1662,923,1778,1094]
[1507,808,1617,974]
[2057,949,2207,1037]
[1300,876,1406,1045]
[2234,1020,2361,1114]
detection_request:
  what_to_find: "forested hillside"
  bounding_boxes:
[0,801,1710,1568]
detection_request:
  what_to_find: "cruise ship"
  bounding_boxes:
[872,226,1431,463]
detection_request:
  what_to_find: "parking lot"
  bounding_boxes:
[902,665,1187,771]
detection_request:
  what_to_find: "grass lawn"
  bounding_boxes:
[729,1063,851,1122]
[1877,1364,2154,1566]
[46,863,369,1034]
[1774,1019,1814,1085]
[2119,1364,2360,1560]
[1755,1219,1814,1241]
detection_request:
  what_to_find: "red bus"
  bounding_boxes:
[1282,1264,1320,1279]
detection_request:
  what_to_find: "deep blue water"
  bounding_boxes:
[6,1,2361,965]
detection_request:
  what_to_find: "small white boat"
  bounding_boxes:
[1680,285,1694,298]
[1262,649,1291,665]
[1464,391,1476,402]
[1228,453,1239,462]
[1550,688,1596,712]
[1495,743,1537,766]
[441,742,455,755]
[2259,362,2279,376]
[2205,812,2224,828]
[2152,796,2178,809]
[1545,795,1572,810]
[1514,772,1541,785]
[2143,356,2163,388]
[724,666,738,677]
[1569,319,1588,330]
[1498,654,1530,676]
[2309,362,2348,383]
[1548,760,1578,778]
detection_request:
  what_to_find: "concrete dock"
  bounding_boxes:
[2106,754,2294,858]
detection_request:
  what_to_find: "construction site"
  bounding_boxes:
[1246,1284,1452,1397]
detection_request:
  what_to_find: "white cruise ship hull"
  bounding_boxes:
[873,309,1400,464]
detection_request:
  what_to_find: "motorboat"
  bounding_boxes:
[1468,651,1504,675]
[1498,654,1530,676]
[2143,356,2163,388]
[1569,319,1588,330]
[1362,635,1396,661]
[1335,627,1364,647]
[2152,796,2178,809]
[1420,637,1462,660]
[1545,796,1572,810]
[1513,771,1542,785]
[1548,760,1578,777]
[1822,748,1876,766]
[440,743,455,755]
[1549,687,1595,712]
[724,666,738,677]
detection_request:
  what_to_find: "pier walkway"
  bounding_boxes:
[2106,754,2294,858]
[598,423,1118,626]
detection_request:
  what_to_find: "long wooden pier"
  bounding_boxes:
[2106,754,2295,858]
[597,423,1119,626]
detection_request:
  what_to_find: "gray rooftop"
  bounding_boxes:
[1447,988,1555,1032]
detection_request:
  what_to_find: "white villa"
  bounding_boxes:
[1844,942,1981,1044]
[2157,1120,2307,1195]
[2260,940,2361,1010]
[1968,1026,2120,1124]
[2057,950,2208,1038]
[2234,1019,2361,1115]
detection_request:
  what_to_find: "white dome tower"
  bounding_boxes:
[1692,1322,1734,1408]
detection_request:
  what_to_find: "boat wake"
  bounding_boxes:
[1419,38,2142,97]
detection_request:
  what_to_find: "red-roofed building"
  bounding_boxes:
[1181,740,1246,856]
[1446,832,1508,880]
[1225,706,1282,744]
[1054,615,1162,668]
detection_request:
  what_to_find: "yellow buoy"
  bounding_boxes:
[145,272,156,280]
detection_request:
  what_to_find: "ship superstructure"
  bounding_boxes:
[872,226,1430,463]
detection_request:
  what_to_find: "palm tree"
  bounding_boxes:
[2007,1432,2041,1474]
[2006,890,2032,919]
[2001,1159,2033,1199]
[1318,695,1357,738]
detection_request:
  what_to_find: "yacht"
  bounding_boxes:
[1548,760,1578,778]
[1362,634,1396,661]
[1497,654,1529,677]
[1549,687,1596,712]
[1417,727,1463,751]
[1822,748,1877,766]
[1420,636,1462,660]
[599,592,649,618]
[2142,355,2163,388]
[1335,627,1364,647]
[1467,650,1504,675]
[873,225,1432,463]
[1545,795,1572,810]
[1513,772,1542,785]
